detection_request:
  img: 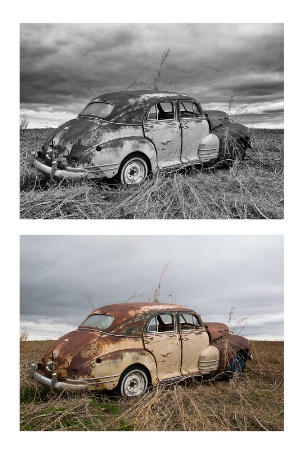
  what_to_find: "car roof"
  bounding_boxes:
[82,90,196,124]
[81,302,195,336]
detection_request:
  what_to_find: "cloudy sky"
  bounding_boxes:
[20,23,284,129]
[20,235,284,341]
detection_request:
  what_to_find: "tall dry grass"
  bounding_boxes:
[20,340,283,431]
[20,128,283,219]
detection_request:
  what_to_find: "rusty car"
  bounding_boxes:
[31,90,252,185]
[30,302,252,397]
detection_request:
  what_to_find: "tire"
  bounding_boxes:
[119,154,148,185]
[119,365,149,397]
[214,126,247,164]
[231,353,246,374]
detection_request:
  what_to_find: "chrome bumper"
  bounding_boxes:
[31,153,89,180]
[30,364,88,392]
[30,364,120,392]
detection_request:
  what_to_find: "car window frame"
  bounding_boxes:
[178,100,206,120]
[177,311,203,332]
[145,101,177,123]
[145,312,177,334]
[79,313,114,330]
[79,101,114,119]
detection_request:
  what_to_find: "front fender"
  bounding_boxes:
[212,123,252,161]
[212,335,251,372]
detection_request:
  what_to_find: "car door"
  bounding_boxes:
[178,312,209,375]
[179,101,210,164]
[143,101,182,169]
[143,313,182,380]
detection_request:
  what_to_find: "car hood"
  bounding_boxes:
[204,322,229,342]
[203,110,230,130]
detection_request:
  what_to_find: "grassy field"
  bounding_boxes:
[20,339,284,431]
[20,128,284,219]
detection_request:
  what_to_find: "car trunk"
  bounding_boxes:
[42,329,103,380]
[41,117,105,168]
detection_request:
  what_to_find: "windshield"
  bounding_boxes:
[80,102,114,118]
[81,314,114,329]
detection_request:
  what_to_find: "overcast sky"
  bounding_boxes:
[20,23,284,129]
[20,235,283,341]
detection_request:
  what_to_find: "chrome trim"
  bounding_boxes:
[67,374,120,383]
[198,357,219,374]
[34,159,89,179]
[30,364,120,392]
[86,163,119,170]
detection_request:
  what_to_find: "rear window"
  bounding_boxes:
[81,314,113,329]
[80,102,114,118]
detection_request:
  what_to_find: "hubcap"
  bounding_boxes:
[123,371,146,396]
[123,160,146,184]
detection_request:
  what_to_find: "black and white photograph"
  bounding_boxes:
[20,22,284,219]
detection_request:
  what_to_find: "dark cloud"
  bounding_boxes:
[20,23,284,128]
[20,235,284,340]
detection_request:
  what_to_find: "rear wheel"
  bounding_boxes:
[119,365,149,397]
[119,154,148,185]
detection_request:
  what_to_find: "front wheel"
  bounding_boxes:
[231,353,246,374]
[214,127,247,165]
[119,365,149,397]
[119,155,148,185]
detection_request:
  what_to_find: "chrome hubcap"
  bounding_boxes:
[123,160,146,184]
[123,371,146,396]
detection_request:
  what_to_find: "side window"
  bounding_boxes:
[147,316,157,332]
[147,102,175,121]
[180,101,203,118]
[147,314,175,333]
[148,105,157,120]
[179,313,202,330]
[192,103,202,116]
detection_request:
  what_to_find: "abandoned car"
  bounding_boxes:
[30,302,252,397]
[31,90,252,185]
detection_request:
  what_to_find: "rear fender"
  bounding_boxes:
[80,348,158,390]
[85,136,157,178]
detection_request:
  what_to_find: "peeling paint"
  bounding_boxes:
[33,90,251,182]
[31,302,252,394]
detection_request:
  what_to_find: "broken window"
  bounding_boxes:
[179,313,202,330]
[179,101,203,118]
[147,102,175,121]
[147,314,175,333]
